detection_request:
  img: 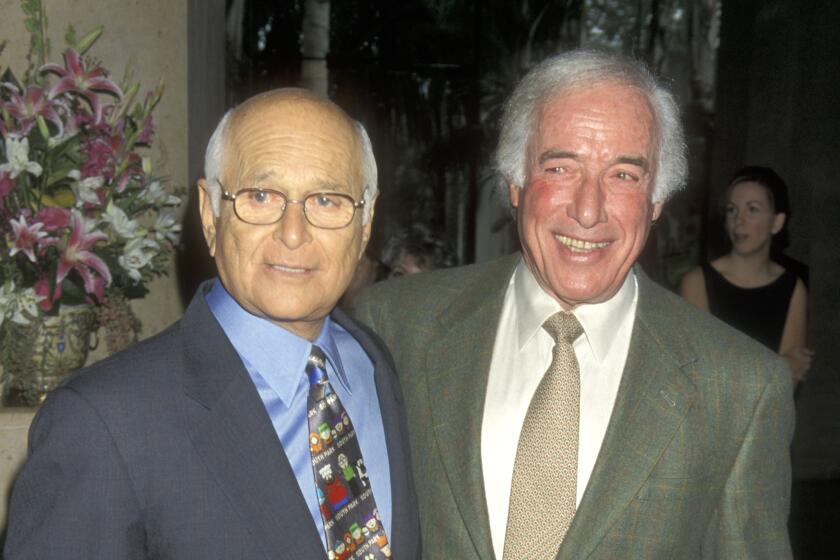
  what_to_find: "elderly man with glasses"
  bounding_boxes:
[5,89,420,560]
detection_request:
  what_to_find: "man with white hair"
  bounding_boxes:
[5,89,420,559]
[356,50,793,558]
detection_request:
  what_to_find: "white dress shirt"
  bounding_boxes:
[481,258,638,558]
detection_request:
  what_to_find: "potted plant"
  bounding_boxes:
[0,1,182,405]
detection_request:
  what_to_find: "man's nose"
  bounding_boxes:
[566,175,607,228]
[274,201,311,248]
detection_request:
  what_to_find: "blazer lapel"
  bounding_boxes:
[560,270,698,559]
[425,254,520,560]
[332,308,420,559]
[180,285,325,560]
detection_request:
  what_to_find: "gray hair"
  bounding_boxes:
[496,49,687,204]
[202,109,378,224]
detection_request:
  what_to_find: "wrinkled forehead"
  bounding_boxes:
[223,94,363,189]
[533,81,659,150]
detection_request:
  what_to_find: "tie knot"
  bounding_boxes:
[542,311,583,344]
[308,345,327,368]
[306,345,328,385]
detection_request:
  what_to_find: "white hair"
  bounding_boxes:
[496,49,687,204]
[202,107,378,224]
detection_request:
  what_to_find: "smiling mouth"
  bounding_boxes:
[269,264,310,274]
[555,234,611,253]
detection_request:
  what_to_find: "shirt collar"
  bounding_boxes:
[513,258,637,363]
[205,279,351,406]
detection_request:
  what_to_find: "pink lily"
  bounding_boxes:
[137,114,155,145]
[34,276,55,311]
[9,216,47,262]
[41,49,123,124]
[1,84,64,136]
[34,207,71,231]
[81,135,117,180]
[53,210,112,297]
[0,171,14,198]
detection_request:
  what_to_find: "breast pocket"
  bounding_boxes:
[637,472,715,501]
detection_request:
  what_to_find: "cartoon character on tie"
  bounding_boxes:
[317,487,332,522]
[338,453,363,495]
[355,457,370,488]
[319,464,349,512]
[310,432,323,454]
[363,513,379,539]
[349,522,365,545]
[318,422,334,446]
[333,541,350,560]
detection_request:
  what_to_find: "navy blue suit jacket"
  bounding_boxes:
[4,283,420,559]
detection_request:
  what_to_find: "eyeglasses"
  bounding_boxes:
[218,182,365,229]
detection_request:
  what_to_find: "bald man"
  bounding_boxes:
[4,90,420,560]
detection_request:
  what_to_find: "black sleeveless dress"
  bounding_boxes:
[701,262,797,351]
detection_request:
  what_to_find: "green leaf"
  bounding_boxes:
[36,115,50,140]
[59,276,88,306]
[64,24,77,46]
[45,167,76,187]
[75,26,103,55]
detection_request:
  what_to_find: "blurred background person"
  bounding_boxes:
[680,166,812,383]
[381,223,457,277]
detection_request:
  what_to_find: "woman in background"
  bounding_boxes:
[680,166,812,383]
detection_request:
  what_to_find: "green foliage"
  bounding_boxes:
[20,0,49,69]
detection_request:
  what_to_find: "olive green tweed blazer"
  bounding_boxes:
[355,253,794,560]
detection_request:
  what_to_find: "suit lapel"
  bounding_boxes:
[560,270,698,559]
[332,308,420,559]
[180,285,325,560]
[425,254,520,560]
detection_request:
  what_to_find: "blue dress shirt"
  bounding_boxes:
[205,280,392,549]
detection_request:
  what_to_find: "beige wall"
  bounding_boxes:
[0,0,189,529]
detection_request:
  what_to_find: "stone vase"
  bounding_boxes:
[1,305,97,407]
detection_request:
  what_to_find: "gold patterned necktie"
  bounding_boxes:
[503,311,584,560]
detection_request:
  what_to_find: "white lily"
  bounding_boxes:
[153,210,182,245]
[0,283,12,329]
[72,175,104,206]
[102,201,142,239]
[141,180,180,206]
[0,283,44,328]
[0,137,43,179]
[10,288,44,325]
[118,237,159,281]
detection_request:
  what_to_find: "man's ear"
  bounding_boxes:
[509,183,521,208]
[652,201,664,222]
[359,194,377,260]
[197,178,217,257]
[772,212,786,234]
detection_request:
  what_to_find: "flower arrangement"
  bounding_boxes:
[0,1,182,341]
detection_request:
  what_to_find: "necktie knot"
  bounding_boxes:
[542,311,583,344]
[306,345,328,386]
[308,345,327,368]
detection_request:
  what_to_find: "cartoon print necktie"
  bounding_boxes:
[306,345,392,559]
[503,311,584,560]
